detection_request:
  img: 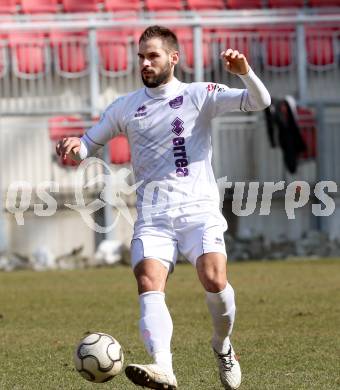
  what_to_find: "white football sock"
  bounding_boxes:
[139,291,174,374]
[206,283,236,354]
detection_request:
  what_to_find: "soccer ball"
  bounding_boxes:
[74,332,124,383]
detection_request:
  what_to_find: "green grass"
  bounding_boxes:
[0,259,340,389]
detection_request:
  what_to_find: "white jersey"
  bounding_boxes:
[80,68,270,223]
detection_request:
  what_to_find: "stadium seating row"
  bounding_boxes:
[1,31,131,77]
[0,0,340,14]
[1,26,338,78]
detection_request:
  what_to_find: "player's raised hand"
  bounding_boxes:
[220,49,250,75]
[56,136,81,161]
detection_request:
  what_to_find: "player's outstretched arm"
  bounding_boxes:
[55,96,126,163]
[219,48,271,112]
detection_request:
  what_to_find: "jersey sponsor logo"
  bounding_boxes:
[171,117,189,176]
[173,136,189,177]
[206,83,226,93]
[134,105,147,117]
[169,95,183,109]
[171,117,184,136]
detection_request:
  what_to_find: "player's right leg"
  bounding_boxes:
[125,237,178,389]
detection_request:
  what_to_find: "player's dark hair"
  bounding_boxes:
[139,25,179,52]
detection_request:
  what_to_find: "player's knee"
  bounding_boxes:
[200,270,227,293]
[134,259,168,294]
[204,278,227,293]
[136,274,159,293]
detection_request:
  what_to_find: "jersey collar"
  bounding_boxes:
[145,77,181,99]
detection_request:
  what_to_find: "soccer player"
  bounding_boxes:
[57,25,270,390]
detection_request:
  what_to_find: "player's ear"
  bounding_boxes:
[170,51,179,66]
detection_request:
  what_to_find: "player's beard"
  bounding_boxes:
[141,61,172,88]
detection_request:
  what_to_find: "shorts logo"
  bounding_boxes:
[171,117,184,136]
[169,95,183,109]
[215,237,223,245]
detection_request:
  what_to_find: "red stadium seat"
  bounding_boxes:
[9,32,48,78]
[104,0,140,12]
[97,30,132,76]
[0,0,17,13]
[268,0,304,7]
[297,107,316,160]
[144,0,182,11]
[309,0,340,7]
[49,116,85,167]
[109,134,131,164]
[258,26,295,69]
[306,26,337,68]
[187,0,225,10]
[175,28,212,72]
[21,0,59,13]
[50,31,88,77]
[227,0,262,9]
[62,0,99,12]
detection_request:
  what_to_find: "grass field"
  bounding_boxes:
[0,259,339,390]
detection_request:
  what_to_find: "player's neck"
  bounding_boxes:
[145,76,181,99]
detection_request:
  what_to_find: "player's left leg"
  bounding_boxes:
[196,252,241,390]
[196,252,234,351]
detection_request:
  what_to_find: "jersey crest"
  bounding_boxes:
[169,95,183,109]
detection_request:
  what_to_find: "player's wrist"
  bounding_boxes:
[239,65,250,75]
[238,66,253,78]
[78,139,89,160]
[238,64,250,76]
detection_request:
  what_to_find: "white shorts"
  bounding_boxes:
[131,207,228,271]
